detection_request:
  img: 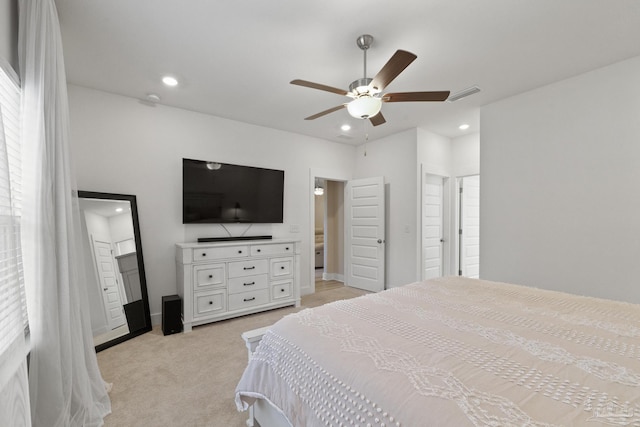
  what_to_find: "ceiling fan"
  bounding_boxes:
[291,34,450,127]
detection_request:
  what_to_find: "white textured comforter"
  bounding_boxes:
[235,277,640,426]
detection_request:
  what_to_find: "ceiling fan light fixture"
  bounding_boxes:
[347,96,382,119]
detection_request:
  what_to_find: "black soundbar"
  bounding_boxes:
[197,235,272,243]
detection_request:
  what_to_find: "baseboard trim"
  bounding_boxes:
[322,272,344,282]
[150,312,161,326]
[93,326,109,336]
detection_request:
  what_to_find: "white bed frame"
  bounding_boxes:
[241,327,291,427]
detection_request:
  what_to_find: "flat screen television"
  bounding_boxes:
[182,158,284,224]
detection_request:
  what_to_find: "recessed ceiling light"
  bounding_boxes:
[341,124,351,131]
[162,76,178,86]
[115,207,123,213]
[459,124,470,130]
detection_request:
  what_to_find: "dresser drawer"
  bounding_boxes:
[193,264,225,290]
[194,289,226,317]
[228,289,269,311]
[270,257,293,279]
[193,245,248,262]
[271,280,293,301]
[250,243,295,257]
[228,259,268,278]
[228,274,268,295]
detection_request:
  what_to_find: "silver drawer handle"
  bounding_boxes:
[244,266,255,270]
[243,297,255,302]
[244,282,255,286]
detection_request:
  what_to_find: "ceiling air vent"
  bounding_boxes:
[447,86,481,102]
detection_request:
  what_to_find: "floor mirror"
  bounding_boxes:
[78,191,152,351]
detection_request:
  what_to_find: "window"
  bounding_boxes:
[0,58,27,364]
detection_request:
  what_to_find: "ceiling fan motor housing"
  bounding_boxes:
[349,77,376,95]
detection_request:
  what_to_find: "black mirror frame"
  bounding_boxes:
[78,191,152,352]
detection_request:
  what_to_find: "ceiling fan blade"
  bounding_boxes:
[369,112,386,126]
[304,105,346,120]
[291,79,349,96]
[383,91,450,102]
[370,50,417,91]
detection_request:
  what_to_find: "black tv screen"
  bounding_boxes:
[182,159,284,224]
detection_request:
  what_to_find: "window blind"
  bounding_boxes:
[0,58,27,363]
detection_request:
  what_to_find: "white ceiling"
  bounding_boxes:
[79,198,131,218]
[55,0,640,145]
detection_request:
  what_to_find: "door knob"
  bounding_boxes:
[377,239,383,244]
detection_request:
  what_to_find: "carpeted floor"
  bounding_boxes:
[97,282,367,426]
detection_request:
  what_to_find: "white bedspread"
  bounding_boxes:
[235,277,640,426]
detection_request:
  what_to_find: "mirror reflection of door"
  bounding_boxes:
[79,197,137,346]
[91,234,127,331]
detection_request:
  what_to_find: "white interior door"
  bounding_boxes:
[91,236,126,330]
[345,176,385,292]
[459,175,480,278]
[422,174,444,279]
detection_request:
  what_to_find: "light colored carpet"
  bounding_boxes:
[97,283,367,426]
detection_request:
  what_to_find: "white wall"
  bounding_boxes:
[109,212,135,253]
[354,129,418,288]
[481,55,640,303]
[451,133,480,178]
[68,85,356,323]
[417,128,452,177]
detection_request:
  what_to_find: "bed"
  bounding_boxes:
[235,276,640,426]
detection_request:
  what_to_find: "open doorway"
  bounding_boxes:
[313,178,345,292]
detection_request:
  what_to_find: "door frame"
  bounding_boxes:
[308,168,351,295]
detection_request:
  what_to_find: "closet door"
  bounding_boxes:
[460,175,480,278]
[422,174,444,280]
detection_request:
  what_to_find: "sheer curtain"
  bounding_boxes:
[18,0,111,426]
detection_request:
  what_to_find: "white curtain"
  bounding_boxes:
[18,0,111,426]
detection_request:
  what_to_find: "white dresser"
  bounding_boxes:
[176,239,301,332]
